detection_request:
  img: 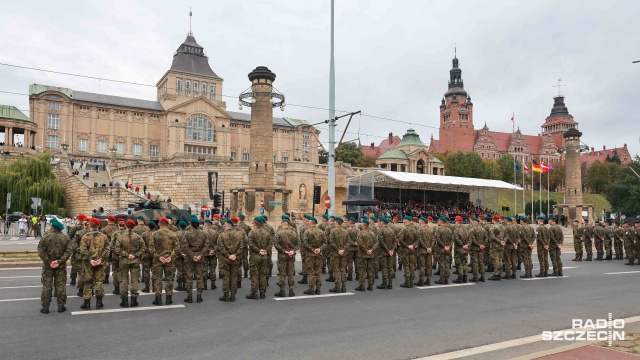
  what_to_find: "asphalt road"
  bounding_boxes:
[1,253,639,360]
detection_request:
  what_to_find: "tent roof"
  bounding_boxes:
[353,170,522,192]
[342,193,381,206]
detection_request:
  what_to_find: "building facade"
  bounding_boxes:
[362,129,444,175]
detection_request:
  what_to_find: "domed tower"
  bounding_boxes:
[438,51,475,153]
[541,95,577,149]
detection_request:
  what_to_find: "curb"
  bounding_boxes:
[0,262,42,268]
[510,341,595,360]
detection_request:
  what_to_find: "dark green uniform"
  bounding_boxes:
[548,223,564,276]
[302,226,327,293]
[274,226,299,294]
[37,230,72,311]
[356,227,379,289]
[181,226,208,299]
[149,228,180,298]
[114,230,146,300]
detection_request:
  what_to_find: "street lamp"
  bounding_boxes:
[60,143,69,161]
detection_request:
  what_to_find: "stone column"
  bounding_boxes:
[563,128,583,205]
[247,66,276,188]
[7,127,13,146]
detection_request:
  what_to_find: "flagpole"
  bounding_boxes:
[512,112,516,217]
[522,155,525,215]
[531,161,534,217]
[539,163,542,216]
[547,158,550,216]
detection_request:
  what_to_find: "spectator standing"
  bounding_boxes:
[124,181,128,189]
[18,215,28,236]
[135,186,140,194]
[147,192,151,200]
[143,185,147,195]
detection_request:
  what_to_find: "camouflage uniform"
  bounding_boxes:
[603,225,614,260]
[548,223,564,275]
[181,226,208,300]
[328,224,351,291]
[593,225,605,261]
[217,227,244,299]
[274,226,299,293]
[435,225,454,283]
[379,225,398,287]
[149,228,180,297]
[114,230,146,298]
[237,221,252,277]
[356,227,379,289]
[298,222,309,278]
[393,222,406,271]
[416,225,433,285]
[503,223,519,278]
[134,223,147,236]
[302,226,327,293]
[140,229,155,291]
[318,220,330,273]
[488,223,505,278]
[622,224,635,264]
[582,223,594,261]
[519,224,535,277]
[324,222,337,280]
[453,225,470,281]
[399,223,419,286]
[101,224,119,287]
[79,231,111,300]
[262,222,276,278]
[247,226,273,297]
[536,224,550,276]
[174,228,187,290]
[613,224,624,260]
[37,230,72,310]
[73,226,91,291]
[203,227,220,289]
[346,224,359,280]
[66,223,83,285]
[468,224,488,281]
[573,224,585,260]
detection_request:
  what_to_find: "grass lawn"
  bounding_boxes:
[496,189,611,216]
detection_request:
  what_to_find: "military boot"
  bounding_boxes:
[77,288,83,297]
[153,295,162,306]
[211,282,217,290]
[367,285,374,291]
[377,282,389,289]
[203,281,208,290]
[341,284,347,292]
[577,256,582,261]
[298,276,308,284]
[544,272,549,277]
[479,275,485,282]
[120,297,129,307]
[130,296,138,307]
[326,276,335,282]
[246,292,258,300]
[197,294,203,303]
[315,288,321,295]
[244,269,249,278]
[571,255,578,261]
[387,280,393,289]
[625,261,635,265]
[166,295,173,305]
[329,286,341,293]
[558,271,563,277]
[398,263,403,270]
[399,281,411,288]
[275,289,286,297]
[488,275,501,281]
[453,276,464,283]
[175,283,184,291]
[95,297,104,309]
[289,289,295,297]
[112,286,120,295]
[434,269,440,276]
[413,280,424,286]
[184,294,193,303]
[70,278,76,286]
[549,271,558,277]
[40,307,49,314]
[425,278,430,286]
[237,280,242,288]
[605,255,612,260]
[463,275,468,283]
[355,284,365,291]
[219,293,229,302]
[80,298,91,310]
[346,274,353,281]
[434,278,446,284]
[229,294,236,302]
[469,276,479,282]
[303,287,315,295]
[259,291,265,299]
[516,263,522,271]
[141,285,150,293]
[57,305,66,313]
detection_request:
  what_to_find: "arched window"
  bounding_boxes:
[185,115,214,142]
[417,159,425,174]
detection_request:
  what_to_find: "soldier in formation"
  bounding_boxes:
[355,219,378,291]
[274,216,299,297]
[302,217,326,295]
[114,219,146,307]
[150,217,179,306]
[181,215,207,303]
[328,217,350,293]
[78,217,110,310]
[38,219,72,314]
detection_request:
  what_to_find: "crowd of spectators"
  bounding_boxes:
[376,198,497,221]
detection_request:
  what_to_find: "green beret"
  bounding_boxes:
[262,215,268,221]
[52,221,64,230]
[471,218,478,222]
[225,218,234,225]
[419,217,426,222]
[322,214,329,220]
[285,212,290,216]
[335,217,343,222]
[137,216,145,220]
[191,218,200,225]
[439,216,448,222]
[281,218,290,223]
[484,215,492,221]
[370,216,377,221]
[281,215,290,220]
[403,216,413,221]
[309,217,318,224]
[178,220,187,228]
[444,215,450,220]
[362,219,370,225]
[381,218,390,223]
[254,217,263,223]
[520,216,528,222]
[204,219,212,224]
[349,217,356,222]
[238,213,245,219]
[536,216,546,220]
[506,216,513,221]
[148,221,156,228]
[165,214,173,219]
[329,215,336,220]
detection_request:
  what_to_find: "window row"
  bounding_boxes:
[176,78,216,100]
[184,145,217,155]
[184,115,216,142]
[47,136,158,156]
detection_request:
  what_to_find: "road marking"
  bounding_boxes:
[274,292,354,301]
[603,271,640,275]
[0,297,40,302]
[417,315,640,359]
[0,267,71,271]
[416,283,476,290]
[0,285,42,289]
[531,266,578,272]
[0,275,41,279]
[71,304,185,315]
[521,276,569,281]
[0,291,183,302]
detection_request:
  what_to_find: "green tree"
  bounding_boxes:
[335,142,362,166]
[482,159,502,180]
[442,151,487,178]
[496,154,516,184]
[354,154,377,168]
[604,155,640,214]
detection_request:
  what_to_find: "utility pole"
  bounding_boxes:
[327,0,336,216]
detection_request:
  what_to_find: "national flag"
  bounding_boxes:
[532,159,542,173]
[548,162,555,172]
[510,114,514,122]
[514,159,520,172]
[541,161,550,173]
[524,163,529,172]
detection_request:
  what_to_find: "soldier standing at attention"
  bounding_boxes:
[434,216,454,284]
[328,217,351,293]
[354,219,378,291]
[453,216,470,283]
[202,220,219,290]
[613,221,624,260]
[346,217,360,282]
[487,215,506,281]
[150,217,180,306]
[623,220,637,265]
[78,218,110,310]
[246,217,272,300]
[73,216,91,296]
[317,214,330,274]
[535,216,550,277]
[260,215,276,283]
[572,220,585,261]
[140,221,157,293]
[603,222,614,261]
[378,217,398,289]
[99,215,118,285]
[134,216,147,236]
[181,216,207,304]
[518,217,535,279]
[237,214,251,279]
[66,214,84,287]
[582,219,594,261]
[218,219,244,302]
[37,219,72,314]
[483,215,494,273]
[399,216,419,288]
[548,218,564,277]
[302,217,326,295]
[109,217,127,295]
[415,217,434,286]
[274,216,299,297]
[468,217,487,282]
[114,219,146,307]
[503,217,519,280]
[166,214,179,232]
[297,215,310,284]
[593,221,605,261]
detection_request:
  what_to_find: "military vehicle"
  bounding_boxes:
[93,200,192,226]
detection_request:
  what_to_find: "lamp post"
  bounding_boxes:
[109,147,117,167]
[60,143,69,162]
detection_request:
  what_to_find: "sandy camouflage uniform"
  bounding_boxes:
[149,227,180,304]
[416,224,434,285]
[79,230,110,304]
[548,222,564,276]
[356,226,378,290]
[247,225,273,298]
[328,222,351,292]
[519,223,536,278]
[302,225,327,294]
[468,223,488,281]
[114,229,146,304]
[274,225,299,296]
[217,226,245,301]
[38,230,72,311]
[181,225,208,301]
[536,223,550,277]
[435,223,454,284]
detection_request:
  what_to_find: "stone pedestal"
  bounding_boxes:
[554,204,595,224]
[230,187,290,219]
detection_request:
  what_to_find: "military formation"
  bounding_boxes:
[37,210,640,314]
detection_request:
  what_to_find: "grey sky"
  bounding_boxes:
[1,0,638,158]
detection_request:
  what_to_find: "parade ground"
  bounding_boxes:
[1,246,638,360]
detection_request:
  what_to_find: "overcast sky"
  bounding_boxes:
[1,0,639,158]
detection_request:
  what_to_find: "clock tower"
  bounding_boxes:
[438,51,475,153]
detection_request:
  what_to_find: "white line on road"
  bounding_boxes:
[521,276,569,281]
[416,283,476,290]
[417,315,640,359]
[603,271,640,275]
[531,266,578,272]
[0,267,71,271]
[0,275,41,279]
[274,292,354,301]
[71,304,185,315]
[0,290,184,302]
[0,297,40,302]
[0,285,42,289]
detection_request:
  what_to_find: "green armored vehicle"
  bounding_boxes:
[94,200,192,226]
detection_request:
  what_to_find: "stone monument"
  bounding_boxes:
[554,127,594,223]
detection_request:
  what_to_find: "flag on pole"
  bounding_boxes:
[548,162,555,172]
[524,163,530,172]
[541,161,550,173]
[510,114,514,122]
[514,159,520,172]
[532,159,542,173]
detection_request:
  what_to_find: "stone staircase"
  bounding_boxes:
[70,162,112,187]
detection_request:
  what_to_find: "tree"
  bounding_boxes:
[496,154,516,184]
[335,142,362,166]
[604,155,640,214]
[443,151,487,178]
[354,155,377,168]
[482,159,502,180]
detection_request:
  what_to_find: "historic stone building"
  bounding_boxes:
[361,129,444,174]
